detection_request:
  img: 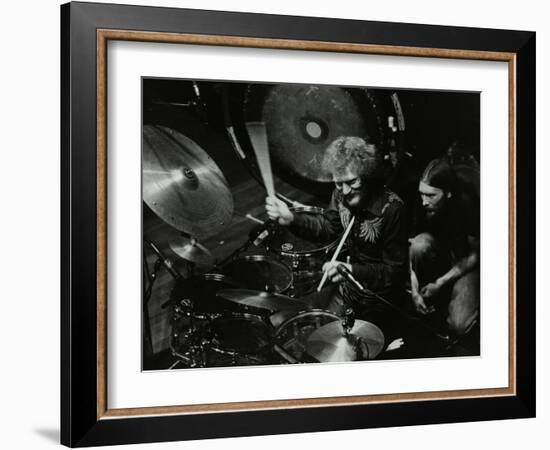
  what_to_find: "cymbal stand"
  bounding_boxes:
[143,238,184,364]
[213,233,258,269]
[339,285,370,361]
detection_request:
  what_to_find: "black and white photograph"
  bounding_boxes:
[142,79,481,370]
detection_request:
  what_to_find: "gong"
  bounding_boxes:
[243,84,386,184]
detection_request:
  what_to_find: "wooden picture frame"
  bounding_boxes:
[61,1,535,446]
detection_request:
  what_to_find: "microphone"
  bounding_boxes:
[144,238,182,280]
[252,220,278,246]
[336,264,365,292]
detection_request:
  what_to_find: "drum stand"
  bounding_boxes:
[214,228,266,270]
[169,298,216,368]
[340,286,370,361]
[142,237,215,369]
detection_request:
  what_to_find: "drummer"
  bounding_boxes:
[265,136,408,324]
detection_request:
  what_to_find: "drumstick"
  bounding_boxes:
[317,216,355,292]
[246,121,275,199]
[245,213,265,225]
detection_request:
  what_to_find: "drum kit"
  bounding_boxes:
[142,83,403,368]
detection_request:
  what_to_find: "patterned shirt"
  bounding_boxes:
[290,187,408,301]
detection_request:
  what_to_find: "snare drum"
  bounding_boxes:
[269,206,340,296]
[222,255,293,293]
[271,309,340,363]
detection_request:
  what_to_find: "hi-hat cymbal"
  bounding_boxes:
[216,289,306,313]
[306,319,385,362]
[143,125,233,239]
[169,238,212,266]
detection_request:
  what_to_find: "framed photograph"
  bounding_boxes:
[61,1,535,447]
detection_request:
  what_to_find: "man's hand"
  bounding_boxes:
[265,197,294,225]
[322,261,352,284]
[419,281,443,299]
[412,292,435,315]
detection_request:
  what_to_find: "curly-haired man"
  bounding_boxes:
[265,136,408,318]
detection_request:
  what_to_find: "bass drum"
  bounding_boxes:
[224,83,407,199]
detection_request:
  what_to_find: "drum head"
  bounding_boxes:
[222,255,293,293]
[270,207,339,255]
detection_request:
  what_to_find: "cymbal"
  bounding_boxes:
[244,84,380,183]
[143,125,233,239]
[169,238,212,266]
[306,319,385,362]
[216,289,306,313]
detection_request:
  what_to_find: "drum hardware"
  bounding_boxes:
[142,125,234,239]
[271,343,300,364]
[143,237,186,358]
[213,217,275,270]
[165,270,232,368]
[150,81,209,124]
[301,274,385,362]
[207,346,268,367]
[169,297,208,368]
[290,255,300,270]
[144,237,183,282]
[166,273,275,368]
[169,295,236,368]
[305,319,385,362]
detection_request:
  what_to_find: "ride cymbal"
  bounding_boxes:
[143,125,233,239]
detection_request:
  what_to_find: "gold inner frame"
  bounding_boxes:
[96,29,517,420]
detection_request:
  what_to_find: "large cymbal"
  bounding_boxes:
[216,289,306,313]
[245,84,380,183]
[306,319,385,362]
[143,125,233,239]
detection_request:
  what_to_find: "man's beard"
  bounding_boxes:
[343,190,363,208]
[424,209,438,220]
[424,204,449,226]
